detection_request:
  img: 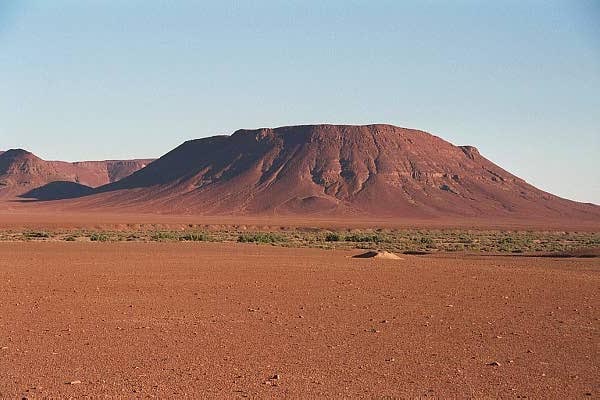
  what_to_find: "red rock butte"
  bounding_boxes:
[32,123,597,224]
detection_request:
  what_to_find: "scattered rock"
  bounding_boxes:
[487,361,501,366]
[67,380,82,385]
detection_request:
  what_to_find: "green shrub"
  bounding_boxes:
[419,236,434,245]
[90,233,109,242]
[24,231,50,239]
[151,231,178,241]
[180,232,208,241]
[238,232,284,244]
[324,232,341,242]
[458,234,473,244]
[344,233,385,243]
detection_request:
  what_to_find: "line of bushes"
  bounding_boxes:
[324,232,387,243]
[23,231,50,239]
[238,232,285,244]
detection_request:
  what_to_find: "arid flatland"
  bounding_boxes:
[2,125,598,398]
[1,242,598,398]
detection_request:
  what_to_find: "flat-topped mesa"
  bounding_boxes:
[81,124,599,221]
[231,124,435,143]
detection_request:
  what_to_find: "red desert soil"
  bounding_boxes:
[1,242,598,398]
[1,207,599,232]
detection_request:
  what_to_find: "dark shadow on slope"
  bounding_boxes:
[19,181,95,201]
[93,133,275,193]
[93,136,230,192]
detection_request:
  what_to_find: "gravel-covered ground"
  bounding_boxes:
[1,242,598,398]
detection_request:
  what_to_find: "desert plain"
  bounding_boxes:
[1,125,599,398]
[1,214,599,399]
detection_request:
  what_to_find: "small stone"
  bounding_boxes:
[67,380,82,385]
[271,374,280,380]
[487,361,501,366]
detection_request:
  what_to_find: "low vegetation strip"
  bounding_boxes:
[237,232,285,244]
[1,227,598,255]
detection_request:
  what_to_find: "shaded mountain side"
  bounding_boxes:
[0,149,153,198]
[20,181,95,201]
[69,124,599,221]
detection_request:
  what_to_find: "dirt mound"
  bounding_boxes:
[0,149,153,198]
[352,251,403,260]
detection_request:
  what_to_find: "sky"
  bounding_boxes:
[0,1,599,204]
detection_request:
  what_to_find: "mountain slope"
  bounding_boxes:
[0,149,153,198]
[71,124,599,221]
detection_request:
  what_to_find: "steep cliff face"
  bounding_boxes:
[0,149,153,198]
[84,124,598,220]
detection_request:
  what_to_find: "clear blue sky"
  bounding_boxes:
[1,1,598,203]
